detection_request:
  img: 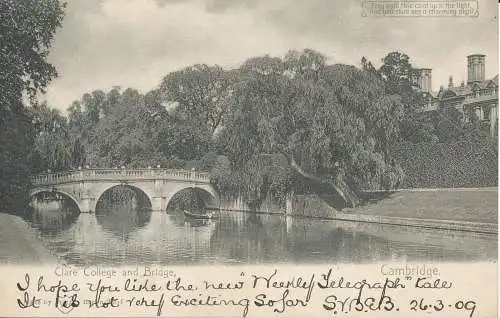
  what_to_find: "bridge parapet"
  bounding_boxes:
[31,168,211,186]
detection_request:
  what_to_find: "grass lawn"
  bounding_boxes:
[347,188,498,224]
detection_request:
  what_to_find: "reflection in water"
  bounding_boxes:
[22,205,497,266]
[95,186,152,240]
[95,206,151,240]
[166,188,207,213]
[25,194,80,237]
[23,194,80,259]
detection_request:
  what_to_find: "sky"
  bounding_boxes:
[44,0,499,112]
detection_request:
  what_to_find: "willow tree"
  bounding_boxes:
[0,0,66,214]
[30,102,79,172]
[213,49,405,212]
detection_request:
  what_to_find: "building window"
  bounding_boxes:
[484,106,491,120]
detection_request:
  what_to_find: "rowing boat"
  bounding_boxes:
[183,210,213,219]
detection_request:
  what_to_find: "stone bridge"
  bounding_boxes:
[30,169,219,213]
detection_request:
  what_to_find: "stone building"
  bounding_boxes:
[413,54,498,137]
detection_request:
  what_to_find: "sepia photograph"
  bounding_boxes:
[0,0,498,316]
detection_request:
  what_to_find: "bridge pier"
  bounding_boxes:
[152,197,167,212]
[79,197,96,213]
[285,192,294,215]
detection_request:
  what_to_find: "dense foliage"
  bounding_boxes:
[213,51,406,208]
[26,48,497,212]
[31,49,409,210]
[393,137,498,188]
[0,0,65,214]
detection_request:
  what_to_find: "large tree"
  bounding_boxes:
[0,0,66,214]
[213,50,404,211]
[377,52,428,142]
[30,102,78,172]
[159,64,235,134]
[82,88,158,167]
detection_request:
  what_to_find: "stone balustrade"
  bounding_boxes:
[31,168,210,186]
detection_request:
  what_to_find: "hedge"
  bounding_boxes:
[392,138,498,188]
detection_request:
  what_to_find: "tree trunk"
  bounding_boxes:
[289,156,359,209]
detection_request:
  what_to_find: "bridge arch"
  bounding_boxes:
[165,185,219,211]
[93,183,154,212]
[30,188,83,213]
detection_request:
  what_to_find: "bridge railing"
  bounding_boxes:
[31,168,211,186]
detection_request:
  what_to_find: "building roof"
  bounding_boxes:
[449,85,472,96]
[492,74,498,85]
[428,91,439,99]
[437,75,498,99]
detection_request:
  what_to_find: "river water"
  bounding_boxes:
[22,199,497,266]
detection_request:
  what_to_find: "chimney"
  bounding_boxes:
[448,75,453,88]
[467,54,486,84]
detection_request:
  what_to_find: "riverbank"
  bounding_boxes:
[0,213,58,264]
[286,187,498,234]
[328,212,497,234]
[352,187,497,221]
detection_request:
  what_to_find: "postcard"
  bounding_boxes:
[0,0,497,317]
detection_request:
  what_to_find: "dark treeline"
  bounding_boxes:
[1,1,494,215]
[0,0,66,214]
